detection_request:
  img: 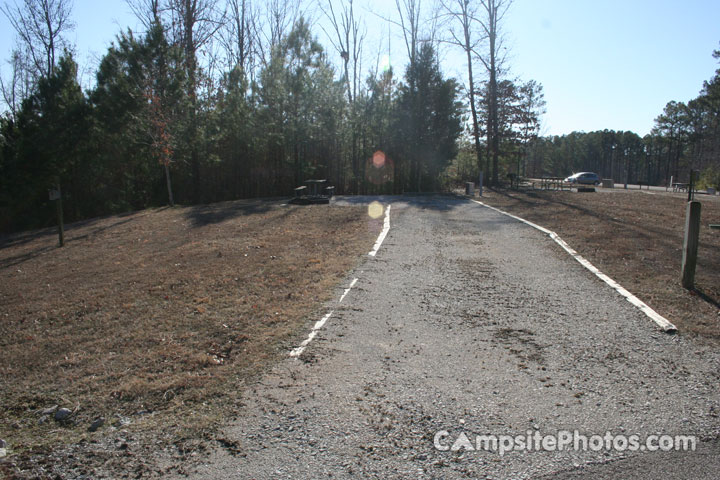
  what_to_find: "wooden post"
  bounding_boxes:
[478,171,483,197]
[624,151,629,189]
[681,201,701,289]
[54,179,65,247]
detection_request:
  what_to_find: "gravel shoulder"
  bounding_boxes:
[182,195,720,479]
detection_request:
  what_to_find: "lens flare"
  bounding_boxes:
[368,201,384,219]
[366,150,394,186]
[372,151,386,168]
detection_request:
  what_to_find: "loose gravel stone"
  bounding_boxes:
[41,405,58,415]
[88,417,105,432]
[54,408,72,422]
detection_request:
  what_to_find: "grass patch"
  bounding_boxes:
[0,199,379,475]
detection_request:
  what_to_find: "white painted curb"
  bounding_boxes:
[291,203,394,357]
[369,205,392,257]
[470,199,677,333]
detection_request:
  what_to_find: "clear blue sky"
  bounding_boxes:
[1,0,719,137]
[505,0,720,136]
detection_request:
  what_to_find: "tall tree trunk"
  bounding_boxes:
[488,13,500,186]
[184,0,201,203]
[462,3,483,185]
[164,163,175,206]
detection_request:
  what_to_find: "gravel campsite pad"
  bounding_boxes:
[180,195,719,479]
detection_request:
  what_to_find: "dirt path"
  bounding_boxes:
[181,195,720,479]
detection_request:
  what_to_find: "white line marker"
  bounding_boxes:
[290,274,362,357]
[470,199,677,333]
[290,310,334,357]
[339,278,358,303]
[369,205,392,257]
[291,204,392,357]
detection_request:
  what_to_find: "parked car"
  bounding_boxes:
[564,172,600,185]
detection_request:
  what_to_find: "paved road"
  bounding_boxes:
[183,195,720,479]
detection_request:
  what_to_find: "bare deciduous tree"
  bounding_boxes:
[224,0,255,71]
[322,0,363,104]
[439,0,485,185]
[254,0,302,69]
[0,47,33,116]
[321,0,365,192]
[125,0,163,31]
[477,0,512,185]
[1,0,74,80]
[395,0,421,69]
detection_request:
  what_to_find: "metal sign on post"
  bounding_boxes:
[48,189,60,201]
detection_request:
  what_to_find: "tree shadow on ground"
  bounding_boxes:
[183,198,284,228]
[0,209,148,249]
[0,214,142,269]
[0,245,56,269]
[489,188,678,240]
[0,227,57,250]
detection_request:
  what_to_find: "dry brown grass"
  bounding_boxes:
[0,199,379,465]
[480,188,720,341]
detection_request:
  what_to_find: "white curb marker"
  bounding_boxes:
[339,278,359,303]
[369,205,392,257]
[470,199,677,333]
[292,203,394,357]
[289,311,333,357]
[290,275,361,357]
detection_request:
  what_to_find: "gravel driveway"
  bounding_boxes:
[182,195,720,479]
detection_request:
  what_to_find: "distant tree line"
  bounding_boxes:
[447,46,720,190]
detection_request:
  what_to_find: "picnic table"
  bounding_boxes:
[672,183,689,193]
[305,179,327,196]
[537,177,571,191]
[291,179,334,204]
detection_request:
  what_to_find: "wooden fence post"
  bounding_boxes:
[681,201,701,289]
